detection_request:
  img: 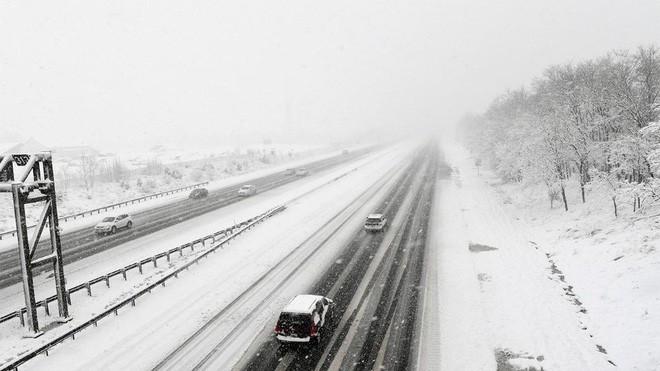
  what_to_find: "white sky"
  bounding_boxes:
[1,1,659,151]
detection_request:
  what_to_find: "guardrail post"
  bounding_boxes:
[66,291,72,305]
[190,243,194,252]
[152,257,157,268]
[42,300,50,316]
[105,275,110,288]
[121,269,127,281]
[18,310,25,326]
[138,262,143,274]
[86,283,92,296]
[166,251,171,262]
[178,246,183,257]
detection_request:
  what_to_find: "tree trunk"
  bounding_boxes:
[561,185,568,212]
[613,196,618,218]
[580,184,585,203]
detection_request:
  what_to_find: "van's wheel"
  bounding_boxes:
[313,330,322,346]
[111,226,117,234]
[127,221,133,229]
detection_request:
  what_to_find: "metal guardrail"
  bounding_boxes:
[0,182,209,241]
[0,204,284,327]
[0,204,285,371]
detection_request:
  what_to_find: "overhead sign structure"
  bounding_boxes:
[0,152,70,335]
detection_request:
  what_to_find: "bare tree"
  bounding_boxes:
[80,150,98,191]
[57,164,71,193]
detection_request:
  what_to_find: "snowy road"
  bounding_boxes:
[0,147,378,289]
[4,142,417,370]
[236,145,437,371]
[1,140,622,371]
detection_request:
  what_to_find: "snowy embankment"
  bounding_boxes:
[427,142,625,370]
[480,157,660,369]
[0,142,413,370]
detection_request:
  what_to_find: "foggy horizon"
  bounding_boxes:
[2,1,660,150]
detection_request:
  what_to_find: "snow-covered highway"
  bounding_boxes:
[0,142,417,370]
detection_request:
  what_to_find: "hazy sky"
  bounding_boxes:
[1,1,660,151]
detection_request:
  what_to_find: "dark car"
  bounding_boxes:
[275,294,333,345]
[189,188,209,199]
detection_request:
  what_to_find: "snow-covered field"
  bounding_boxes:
[0,141,357,236]
[0,142,413,370]
[429,142,658,370]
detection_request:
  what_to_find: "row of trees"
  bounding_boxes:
[460,46,660,216]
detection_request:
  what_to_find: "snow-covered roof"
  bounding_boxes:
[3,138,51,154]
[367,213,383,219]
[282,294,324,314]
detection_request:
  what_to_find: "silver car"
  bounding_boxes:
[238,184,257,197]
[95,214,133,235]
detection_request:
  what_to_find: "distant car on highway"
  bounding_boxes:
[188,188,209,199]
[238,184,257,196]
[275,294,334,345]
[364,213,387,232]
[284,168,296,175]
[295,168,310,177]
[95,214,132,235]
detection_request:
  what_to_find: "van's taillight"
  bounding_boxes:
[310,325,317,335]
[275,324,280,332]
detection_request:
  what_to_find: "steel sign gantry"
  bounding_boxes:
[0,152,70,335]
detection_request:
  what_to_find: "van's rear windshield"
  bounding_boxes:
[278,313,310,326]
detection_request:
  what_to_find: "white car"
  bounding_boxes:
[275,294,333,344]
[95,214,133,235]
[364,213,387,232]
[295,168,310,177]
[238,184,257,196]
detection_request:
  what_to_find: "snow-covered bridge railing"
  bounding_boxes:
[0,204,285,336]
[0,181,209,241]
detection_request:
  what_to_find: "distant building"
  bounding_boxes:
[3,138,52,154]
[53,146,100,159]
[2,139,100,160]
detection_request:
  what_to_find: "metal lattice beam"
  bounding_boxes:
[1,153,70,335]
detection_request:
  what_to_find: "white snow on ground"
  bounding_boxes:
[0,142,414,369]
[429,142,618,370]
[0,146,363,254]
[477,162,660,368]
